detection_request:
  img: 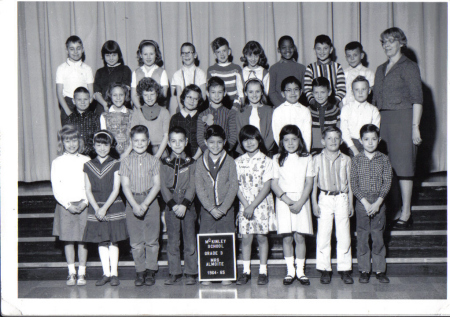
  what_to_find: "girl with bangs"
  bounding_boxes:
[240,41,270,96]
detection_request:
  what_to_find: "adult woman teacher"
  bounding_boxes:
[373,27,423,229]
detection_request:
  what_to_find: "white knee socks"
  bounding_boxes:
[98,245,111,277]
[295,258,305,278]
[284,256,295,277]
[109,244,119,276]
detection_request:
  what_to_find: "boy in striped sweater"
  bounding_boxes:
[304,35,346,108]
[207,37,244,111]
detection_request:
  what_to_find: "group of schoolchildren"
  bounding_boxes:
[51,32,393,290]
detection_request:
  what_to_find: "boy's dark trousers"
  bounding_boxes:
[199,205,235,234]
[166,189,198,276]
[355,193,387,273]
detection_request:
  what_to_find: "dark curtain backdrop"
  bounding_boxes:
[18,2,447,181]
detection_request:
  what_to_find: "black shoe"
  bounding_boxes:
[257,274,268,285]
[236,273,251,285]
[95,275,111,286]
[110,275,120,286]
[185,274,197,285]
[320,271,331,284]
[376,272,390,283]
[144,270,156,286]
[359,272,370,283]
[393,217,412,229]
[298,276,310,286]
[135,272,146,286]
[283,275,296,285]
[164,274,183,285]
[340,271,354,284]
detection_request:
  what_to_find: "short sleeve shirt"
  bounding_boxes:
[119,151,160,193]
[56,59,94,98]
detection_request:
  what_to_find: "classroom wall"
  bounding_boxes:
[18,2,447,181]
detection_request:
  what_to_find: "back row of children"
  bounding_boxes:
[56,34,376,123]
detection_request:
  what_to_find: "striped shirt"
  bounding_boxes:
[350,151,393,201]
[313,150,351,193]
[119,151,160,193]
[196,105,237,152]
[309,100,340,130]
[207,63,244,102]
[304,61,346,103]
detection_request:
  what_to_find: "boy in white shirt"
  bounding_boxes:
[272,76,312,151]
[342,42,375,108]
[340,76,380,156]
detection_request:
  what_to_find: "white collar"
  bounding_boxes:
[66,58,83,66]
[218,62,231,67]
[141,64,157,73]
[109,106,128,113]
[181,64,196,72]
[243,150,263,160]
[180,107,197,118]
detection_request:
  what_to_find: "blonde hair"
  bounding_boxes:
[57,124,84,155]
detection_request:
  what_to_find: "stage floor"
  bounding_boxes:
[19,275,446,299]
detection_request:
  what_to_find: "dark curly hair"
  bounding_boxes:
[105,83,130,107]
[240,41,269,69]
[180,84,204,108]
[136,40,164,67]
[136,77,162,106]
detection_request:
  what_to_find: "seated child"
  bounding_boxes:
[236,79,274,154]
[269,35,306,108]
[119,125,161,287]
[100,83,133,158]
[131,40,169,108]
[235,125,276,286]
[197,77,238,153]
[240,41,270,95]
[64,87,100,158]
[311,127,354,285]
[170,42,207,115]
[342,41,375,107]
[207,37,244,111]
[309,77,340,154]
[195,125,239,286]
[129,77,170,159]
[304,35,346,106]
[350,124,393,284]
[56,35,94,124]
[160,126,198,286]
[272,76,311,151]
[341,76,380,156]
[169,84,204,160]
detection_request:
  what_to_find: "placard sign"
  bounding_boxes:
[197,233,236,281]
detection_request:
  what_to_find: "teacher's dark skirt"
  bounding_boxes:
[380,108,417,177]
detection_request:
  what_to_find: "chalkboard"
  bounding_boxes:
[197,233,236,281]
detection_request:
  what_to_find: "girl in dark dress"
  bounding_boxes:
[83,130,128,286]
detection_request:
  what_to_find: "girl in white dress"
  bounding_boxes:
[235,125,276,286]
[272,124,314,286]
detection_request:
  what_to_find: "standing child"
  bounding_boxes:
[169,84,204,160]
[235,125,276,286]
[170,42,207,115]
[351,124,393,284]
[304,35,346,107]
[63,87,100,158]
[56,35,94,124]
[268,35,306,108]
[240,41,270,96]
[207,37,244,111]
[131,40,169,109]
[236,79,274,154]
[271,125,314,285]
[100,83,133,159]
[272,76,312,151]
[197,77,238,153]
[93,40,132,112]
[309,77,340,154]
[341,76,380,156]
[83,130,128,287]
[129,77,170,159]
[342,41,375,107]
[120,125,161,286]
[195,125,239,286]
[311,127,354,285]
[160,126,198,286]
[51,125,90,286]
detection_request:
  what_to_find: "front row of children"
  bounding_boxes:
[53,116,392,287]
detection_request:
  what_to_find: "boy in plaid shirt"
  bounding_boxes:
[350,124,392,284]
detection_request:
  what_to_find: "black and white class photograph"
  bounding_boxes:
[1,0,448,316]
